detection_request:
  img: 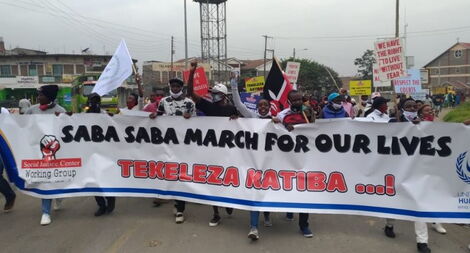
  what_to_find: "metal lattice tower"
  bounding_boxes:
[194,0,227,82]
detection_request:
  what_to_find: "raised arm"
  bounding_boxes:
[187,62,201,103]
[230,75,257,118]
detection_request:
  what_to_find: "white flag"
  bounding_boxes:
[92,39,133,96]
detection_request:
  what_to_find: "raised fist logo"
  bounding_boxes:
[40,135,60,160]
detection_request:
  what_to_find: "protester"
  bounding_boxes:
[341,95,354,118]
[273,90,315,238]
[143,89,165,113]
[85,93,116,217]
[319,93,349,119]
[18,97,31,115]
[230,73,272,240]
[25,85,66,225]
[365,97,390,122]
[120,74,144,112]
[385,98,432,253]
[149,77,196,224]
[0,107,16,212]
[187,62,238,227]
[356,95,369,117]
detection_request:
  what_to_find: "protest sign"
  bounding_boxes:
[245,76,265,93]
[373,63,391,87]
[374,38,406,81]
[393,69,422,94]
[1,114,470,222]
[285,62,301,84]
[183,67,209,96]
[240,92,261,113]
[349,80,372,96]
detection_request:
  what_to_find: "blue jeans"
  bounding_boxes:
[250,211,270,228]
[42,199,52,214]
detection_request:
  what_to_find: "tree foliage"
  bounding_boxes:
[354,49,376,80]
[281,58,343,98]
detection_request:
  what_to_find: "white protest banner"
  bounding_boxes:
[92,39,133,96]
[373,63,391,87]
[393,69,422,94]
[374,38,406,81]
[1,114,470,223]
[285,62,301,84]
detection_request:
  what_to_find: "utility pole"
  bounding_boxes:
[184,0,188,69]
[395,0,399,38]
[262,35,272,78]
[170,36,175,78]
[293,48,296,60]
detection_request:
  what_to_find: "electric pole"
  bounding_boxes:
[293,48,296,60]
[184,0,188,69]
[262,35,272,78]
[395,0,399,38]
[170,36,175,78]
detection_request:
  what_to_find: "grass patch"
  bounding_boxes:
[443,102,470,123]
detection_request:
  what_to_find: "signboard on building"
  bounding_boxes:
[373,63,391,87]
[285,61,301,84]
[420,69,429,84]
[349,80,372,96]
[62,74,75,83]
[374,38,406,81]
[16,76,39,88]
[411,89,430,101]
[393,69,422,94]
[245,76,265,93]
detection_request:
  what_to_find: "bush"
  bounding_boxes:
[443,102,470,123]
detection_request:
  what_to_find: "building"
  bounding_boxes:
[0,38,137,109]
[423,42,470,95]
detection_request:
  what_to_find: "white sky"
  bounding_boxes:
[1,0,470,76]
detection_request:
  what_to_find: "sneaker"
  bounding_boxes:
[432,223,446,234]
[225,208,233,215]
[384,225,396,238]
[209,215,221,227]
[248,227,259,240]
[40,213,51,225]
[94,207,106,217]
[53,199,62,211]
[300,227,313,238]
[417,243,431,253]
[286,213,294,221]
[264,217,273,227]
[3,195,16,212]
[175,212,185,224]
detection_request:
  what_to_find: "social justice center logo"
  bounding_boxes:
[456,152,470,184]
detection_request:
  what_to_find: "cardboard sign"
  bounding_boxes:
[245,76,265,93]
[183,67,209,96]
[349,80,372,96]
[373,63,391,87]
[392,69,422,94]
[240,92,261,113]
[374,38,406,81]
[285,62,301,84]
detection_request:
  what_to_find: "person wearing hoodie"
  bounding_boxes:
[25,85,66,226]
[319,93,349,119]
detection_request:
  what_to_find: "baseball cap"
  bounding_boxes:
[169,78,184,86]
[372,96,390,108]
[327,92,340,102]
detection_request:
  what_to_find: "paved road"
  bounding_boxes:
[1,193,469,253]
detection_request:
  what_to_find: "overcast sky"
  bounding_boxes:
[1,0,470,76]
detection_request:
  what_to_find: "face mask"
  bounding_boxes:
[39,102,55,111]
[422,115,434,122]
[331,103,342,110]
[212,93,223,103]
[170,90,183,99]
[403,110,417,121]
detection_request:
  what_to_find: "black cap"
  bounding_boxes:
[169,78,184,86]
[372,96,390,108]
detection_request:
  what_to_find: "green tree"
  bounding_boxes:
[354,49,376,80]
[281,58,343,98]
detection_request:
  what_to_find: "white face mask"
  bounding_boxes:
[331,103,342,110]
[211,93,224,103]
[169,90,183,99]
[403,110,417,121]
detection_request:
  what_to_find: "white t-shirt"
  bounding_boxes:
[1,107,10,114]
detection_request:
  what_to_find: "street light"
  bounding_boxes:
[293,48,308,60]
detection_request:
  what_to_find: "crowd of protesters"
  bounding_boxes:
[1,61,470,253]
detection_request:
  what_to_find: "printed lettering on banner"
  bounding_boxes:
[374,38,406,81]
[245,76,265,93]
[392,69,422,94]
[183,67,209,96]
[349,80,372,96]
